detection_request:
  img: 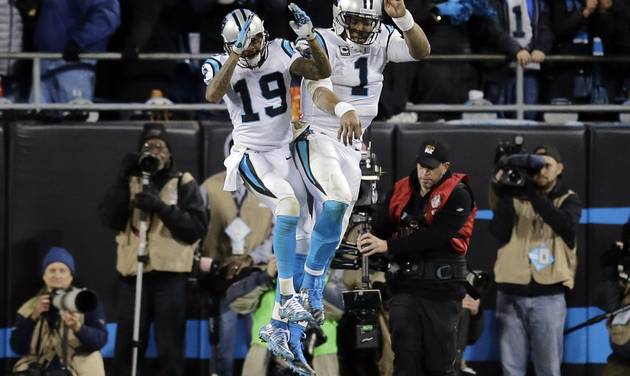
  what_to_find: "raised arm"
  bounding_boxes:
[287,3,332,80]
[204,15,254,103]
[385,0,431,60]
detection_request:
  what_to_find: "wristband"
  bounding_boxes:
[392,9,415,32]
[334,102,355,118]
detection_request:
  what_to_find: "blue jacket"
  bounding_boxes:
[34,0,120,52]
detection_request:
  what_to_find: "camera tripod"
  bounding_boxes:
[131,172,151,376]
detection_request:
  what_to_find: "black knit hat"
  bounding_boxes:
[138,123,171,151]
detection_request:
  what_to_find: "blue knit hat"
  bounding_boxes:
[41,247,76,276]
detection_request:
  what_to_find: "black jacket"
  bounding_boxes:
[372,170,474,299]
[98,160,208,245]
[489,178,582,296]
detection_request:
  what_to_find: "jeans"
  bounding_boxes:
[32,59,96,103]
[496,291,566,376]
[484,71,539,120]
[215,299,251,376]
[114,272,187,376]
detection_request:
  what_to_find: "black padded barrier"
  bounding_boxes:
[200,122,233,178]
[368,122,396,190]
[393,124,589,307]
[587,125,630,303]
[5,122,201,324]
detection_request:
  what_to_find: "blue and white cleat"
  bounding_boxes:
[259,320,294,361]
[302,276,326,326]
[279,294,314,323]
[287,322,317,376]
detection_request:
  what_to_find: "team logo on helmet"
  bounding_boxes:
[333,0,383,48]
[221,9,269,69]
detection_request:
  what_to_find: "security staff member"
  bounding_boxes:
[358,140,476,376]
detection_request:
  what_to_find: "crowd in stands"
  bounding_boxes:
[0,0,629,122]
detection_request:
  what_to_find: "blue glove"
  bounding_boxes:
[436,0,472,25]
[233,15,253,55]
[470,0,497,18]
[288,3,315,40]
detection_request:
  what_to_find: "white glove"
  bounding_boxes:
[288,3,315,40]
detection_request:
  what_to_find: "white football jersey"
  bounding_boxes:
[203,39,300,152]
[301,25,417,136]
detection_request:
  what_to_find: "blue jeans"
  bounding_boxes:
[32,59,96,103]
[484,71,539,120]
[216,298,251,376]
[496,291,566,376]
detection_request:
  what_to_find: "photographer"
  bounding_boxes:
[596,216,630,374]
[98,123,207,376]
[10,247,107,376]
[358,140,477,375]
[490,144,582,376]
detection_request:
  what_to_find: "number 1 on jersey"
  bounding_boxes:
[352,57,368,96]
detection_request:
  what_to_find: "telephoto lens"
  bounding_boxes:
[138,153,160,175]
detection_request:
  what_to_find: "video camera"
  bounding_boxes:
[492,135,545,193]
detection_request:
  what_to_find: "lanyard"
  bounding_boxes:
[231,189,248,217]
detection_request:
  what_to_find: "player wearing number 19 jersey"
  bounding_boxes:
[292,0,431,330]
[202,6,334,373]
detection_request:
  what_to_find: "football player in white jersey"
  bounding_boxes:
[292,0,430,328]
[202,5,360,374]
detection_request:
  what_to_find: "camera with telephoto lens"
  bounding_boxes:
[492,136,546,193]
[50,287,98,314]
[138,152,160,175]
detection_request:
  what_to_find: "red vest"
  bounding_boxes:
[388,173,477,255]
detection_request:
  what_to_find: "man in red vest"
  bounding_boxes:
[358,140,477,375]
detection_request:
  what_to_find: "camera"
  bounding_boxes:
[51,287,98,314]
[138,152,160,175]
[493,135,545,191]
[355,144,382,209]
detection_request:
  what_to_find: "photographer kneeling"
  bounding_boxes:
[10,247,107,376]
[596,217,630,375]
[358,140,477,375]
[490,144,582,376]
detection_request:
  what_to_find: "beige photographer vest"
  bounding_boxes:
[12,296,105,376]
[608,284,630,346]
[494,191,578,289]
[116,173,197,276]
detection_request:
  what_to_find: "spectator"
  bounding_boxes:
[99,123,207,376]
[32,0,120,103]
[0,0,25,101]
[547,0,617,109]
[378,0,522,121]
[481,0,554,120]
[10,247,107,376]
[489,144,582,376]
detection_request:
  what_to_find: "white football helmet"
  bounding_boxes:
[333,0,383,49]
[221,9,269,68]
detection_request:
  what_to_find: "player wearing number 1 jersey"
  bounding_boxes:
[292,0,431,329]
[202,5,360,374]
